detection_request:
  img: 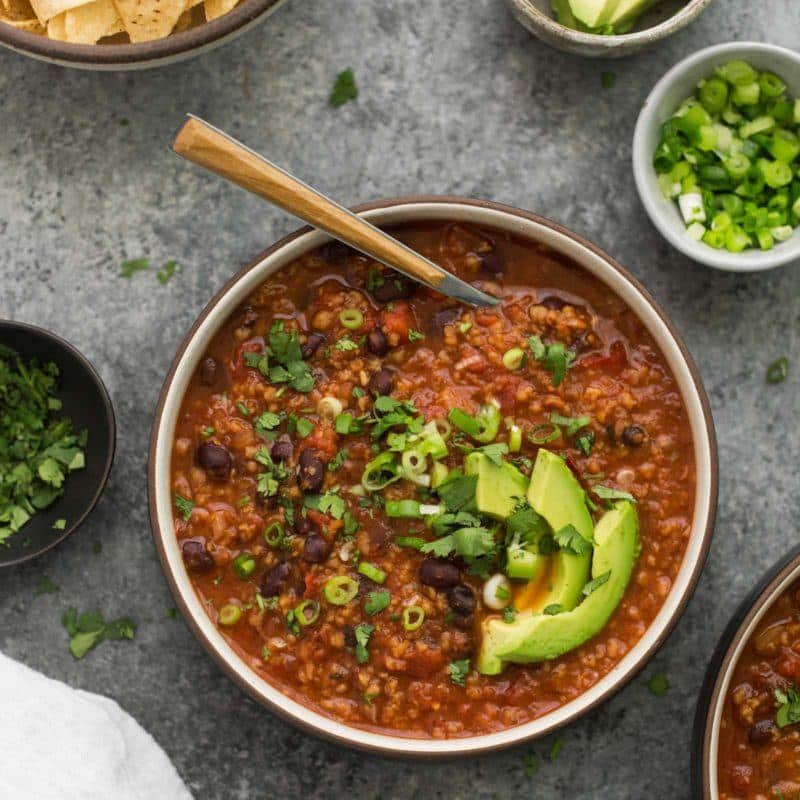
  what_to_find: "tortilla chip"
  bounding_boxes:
[171,5,190,30]
[63,0,117,41]
[46,9,66,36]
[0,14,45,31]
[203,0,235,21]
[28,0,88,24]
[111,0,184,41]
[2,0,36,18]
[184,0,201,9]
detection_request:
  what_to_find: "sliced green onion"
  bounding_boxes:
[430,462,449,489]
[323,575,359,605]
[362,451,401,492]
[394,536,426,550]
[508,425,522,453]
[502,347,525,371]
[386,499,422,518]
[402,605,425,631]
[699,78,728,114]
[264,522,285,547]
[473,403,501,443]
[232,552,256,579]
[529,423,560,444]
[218,604,242,626]
[294,599,321,626]
[434,418,452,439]
[339,309,364,329]
[358,561,387,584]
[448,407,481,437]
[318,396,343,419]
[401,449,427,476]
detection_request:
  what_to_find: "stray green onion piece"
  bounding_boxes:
[358,561,387,584]
[502,347,525,371]
[339,309,364,330]
[232,552,256,579]
[218,604,242,626]
[402,605,425,631]
[323,575,359,605]
[294,599,321,626]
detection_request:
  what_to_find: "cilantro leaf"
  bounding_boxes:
[120,258,149,278]
[594,485,636,504]
[364,589,391,616]
[582,570,611,596]
[648,672,670,698]
[329,68,358,107]
[62,607,136,659]
[448,658,470,687]
[554,524,593,556]
[174,493,194,522]
[775,685,800,727]
[354,622,374,663]
[435,471,478,513]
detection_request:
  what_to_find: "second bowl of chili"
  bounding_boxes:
[149,196,718,756]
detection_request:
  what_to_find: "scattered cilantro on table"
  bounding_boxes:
[647,671,670,698]
[329,68,358,107]
[35,576,59,595]
[0,345,87,545]
[62,607,136,660]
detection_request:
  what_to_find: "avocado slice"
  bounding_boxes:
[567,0,622,28]
[522,448,593,613]
[465,452,528,521]
[478,501,639,674]
[606,0,657,27]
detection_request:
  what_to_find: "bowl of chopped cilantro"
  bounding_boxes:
[634,42,800,271]
[0,320,115,567]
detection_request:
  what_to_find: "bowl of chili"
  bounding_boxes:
[148,196,718,755]
[693,547,800,799]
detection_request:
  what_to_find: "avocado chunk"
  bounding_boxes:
[478,501,639,674]
[567,0,621,28]
[606,0,657,26]
[465,452,528,521]
[522,448,594,614]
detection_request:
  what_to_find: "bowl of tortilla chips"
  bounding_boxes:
[0,0,287,68]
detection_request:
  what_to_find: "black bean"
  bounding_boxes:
[479,252,505,274]
[747,719,776,745]
[199,357,218,385]
[293,515,315,537]
[451,614,474,632]
[316,241,354,264]
[448,585,476,615]
[303,535,331,563]
[343,625,357,647]
[181,539,214,572]
[196,442,232,480]
[297,449,325,493]
[372,276,414,303]
[432,308,461,329]
[538,294,567,310]
[419,558,460,588]
[622,425,646,447]
[368,367,393,398]
[260,562,291,597]
[301,332,325,359]
[270,434,294,463]
[366,328,390,356]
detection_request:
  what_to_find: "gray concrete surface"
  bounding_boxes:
[1,1,799,797]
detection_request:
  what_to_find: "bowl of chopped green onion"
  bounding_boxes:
[0,320,115,568]
[506,0,714,58]
[634,42,800,271]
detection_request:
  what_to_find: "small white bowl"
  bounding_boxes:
[633,42,800,273]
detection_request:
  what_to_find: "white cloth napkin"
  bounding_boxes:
[0,652,192,800]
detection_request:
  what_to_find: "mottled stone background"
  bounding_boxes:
[1,1,798,797]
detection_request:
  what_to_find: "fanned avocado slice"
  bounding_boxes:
[464,452,528,521]
[478,501,639,674]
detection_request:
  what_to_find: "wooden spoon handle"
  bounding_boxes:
[172,116,445,288]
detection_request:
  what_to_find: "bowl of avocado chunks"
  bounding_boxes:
[506,0,715,57]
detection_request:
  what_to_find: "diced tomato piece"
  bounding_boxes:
[302,423,338,462]
[776,653,800,683]
[380,301,416,343]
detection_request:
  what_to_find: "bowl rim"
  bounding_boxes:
[147,195,719,756]
[632,41,800,273]
[506,0,714,48]
[0,319,116,568]
[0,0,286,68]
[692,545,800,798]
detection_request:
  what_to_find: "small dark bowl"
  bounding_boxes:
[0,320,115,568]
[692,545,800,798]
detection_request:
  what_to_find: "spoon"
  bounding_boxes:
[171,115,500,308]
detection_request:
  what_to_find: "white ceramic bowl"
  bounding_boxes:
[148,196,718,756]
[633,42,800,273]
[506,0,714,58]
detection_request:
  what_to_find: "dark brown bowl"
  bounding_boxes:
[0,0,286,70]
[692,546,800,798]
[0,320,115,568]
[148,196,718,756]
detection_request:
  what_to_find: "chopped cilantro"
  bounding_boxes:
[295,417,314,438]
[156,260,178,285]
[549,737,563,761]
[265,321,315,393]
[335,336,359,352]
[62,607,136,659]
[354,622,374,663]
[329,68,358,107]
[0,346,87,545]
[528,336,575,387]
[120,257,149,278]
[52,518,66,531]
[364,589,391,616]
[174,493,194,522]
[648,672,670,698]
[601,70,616,89]
[554,524,592,556]
[408,329,425,342]
[575,431,595,456]
[503,605,517,623]
[201,426,215,438]
[522,753,540,777]
[305,491,346,520]
[328,448,348,471]
[255,411,281,432]
[448,658,470,687]
[435,472,478,513]
[550,413,591,437]
[582,570,611,596]
[775,685,800,727]
[254,447,289,497]
[236,401,251,416]
[35,575,59,595]
[543,604,562,615]
[594,484,636,504]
